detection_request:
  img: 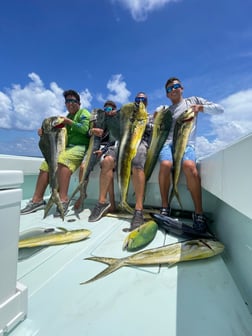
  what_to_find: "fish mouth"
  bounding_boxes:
[182,116,194,123]
[51,117,65,128]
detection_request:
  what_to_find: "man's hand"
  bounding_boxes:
[90,128,104,137]
[190,104,204,114]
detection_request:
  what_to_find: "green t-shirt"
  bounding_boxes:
[66,108,90,146]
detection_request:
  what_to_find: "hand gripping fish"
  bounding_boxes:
[69,109,105,210]
[169,108,195,208]
[39,116,67,220]
[144,106,172,182]
[80,239,224,284]
[117,102,148,214]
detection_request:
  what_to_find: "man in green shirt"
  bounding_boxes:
[21,89,90,217]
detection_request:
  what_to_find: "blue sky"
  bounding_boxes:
[1,0,252,158]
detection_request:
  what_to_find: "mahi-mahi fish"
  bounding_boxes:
[39,116,67,220]
[19,227,91,248]
[144,106,172,182]
[69,109,105,210]
[81,238,224,284]
[122,220,158,252]
[117,102,148,214]
[169,108,195,208]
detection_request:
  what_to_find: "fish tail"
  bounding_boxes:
[174,189,183,209]
[169,187,183,209]
[118,201,135,214]
[80,256,125,284]
[69,184,81,203]
[44,196,54,218]
[80,179,88,200]
[168,188,175,206]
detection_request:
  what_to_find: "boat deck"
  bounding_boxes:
[10,198,252,336]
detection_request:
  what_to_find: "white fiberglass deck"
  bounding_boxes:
[10,199,252,336]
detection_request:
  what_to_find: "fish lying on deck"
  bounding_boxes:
[122,220,158,252]
[150,213,215,239]
[169,108,195,208]
[117,102,148,214]
[18,227,91,248]
[69,109,104,210]
[81,239,224,284]
[144,106,172,182]
[39,116,67,220]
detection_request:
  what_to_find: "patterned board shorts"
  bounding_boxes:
[40,145,88,173]
[159,143,196,162]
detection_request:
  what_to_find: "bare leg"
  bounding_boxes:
[159,160,172,208]
[57,163,72,203]
[182,160,203,214]
[132,167,145,211]
[98,156,115,204]
[32,170,49,202]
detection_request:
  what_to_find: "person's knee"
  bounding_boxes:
[101,156,114,170]
[183,160,199,177]
[160,160,172,171]
[132,166,144,176]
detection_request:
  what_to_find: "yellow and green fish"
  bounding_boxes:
[19,227,91,248]
[144,106,172,182]
[81,238,224,284]
[123,220,158,252]
[69,109,104,210]
[117,102,148,214]
[39,116,67,220]
[169,108,195,208]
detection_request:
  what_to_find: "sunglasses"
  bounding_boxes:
[104,106,114,112]
[135,97,147,103]
[65,98,79,104]
[166,83,182,93]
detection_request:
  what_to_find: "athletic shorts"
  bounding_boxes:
[132,141,148,170]
[159,143,196,163]
[100,140,148,171]
[100,145,118,172]
[40,145,88,173]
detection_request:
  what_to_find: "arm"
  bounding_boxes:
[190,97,224,115]
[64,109,90,135]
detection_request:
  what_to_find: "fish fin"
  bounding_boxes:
[84,256,118,265]
[56,227,68,233]
[166,261,178,267]
[81,256,124,284]
[122,237,133,251]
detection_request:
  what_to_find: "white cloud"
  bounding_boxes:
[80,89,93,108]
[196,88,252,157]
[0,92,12,128]
[106,74,131,104]
[0,73,93,131]
[1,72,252,158]
[112,0,177,21]
[97,74,131,106]
[213,89,252,141]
